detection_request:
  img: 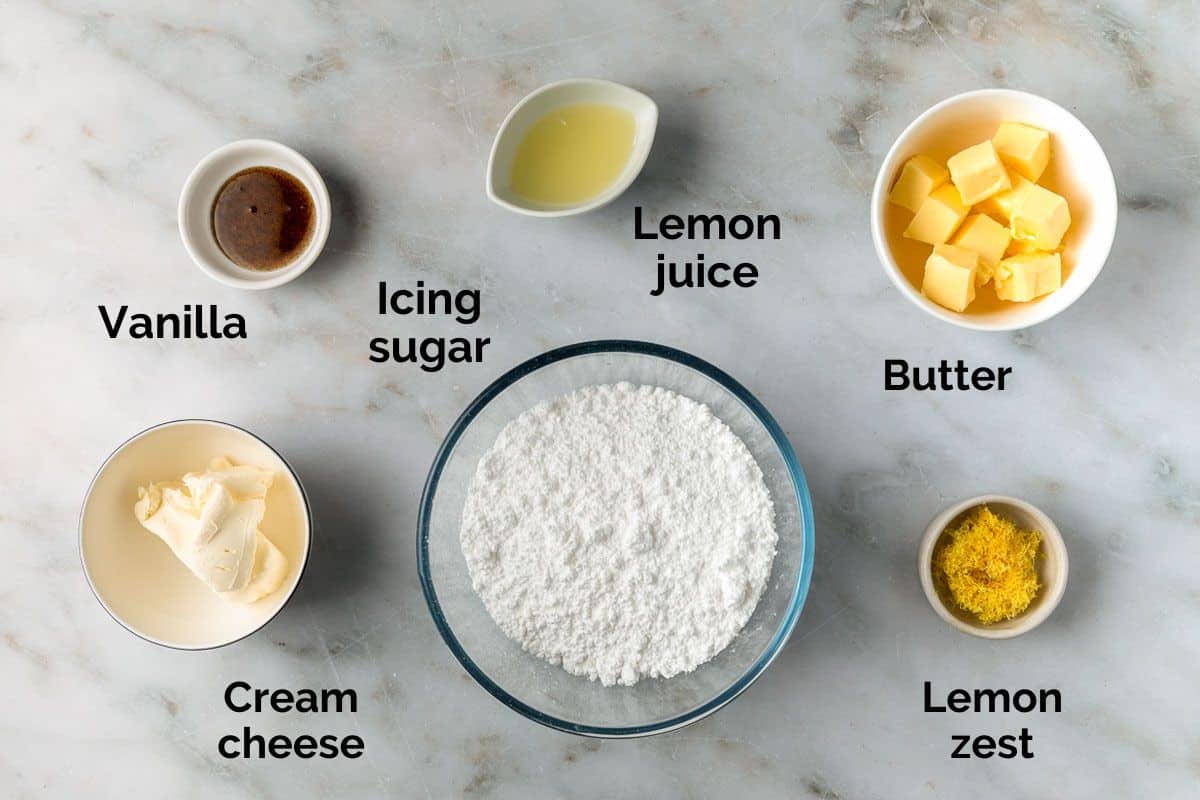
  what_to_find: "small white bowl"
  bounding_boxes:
[871,89,1117,331]
[919,495,1068,639]
[179,139,331,290]
[80,420,312,649]
[486,78,658,217]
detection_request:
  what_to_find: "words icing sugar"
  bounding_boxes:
[460,382,778,687]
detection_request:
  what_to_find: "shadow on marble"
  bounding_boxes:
[1035,502,1097,633]
[283,450,405,610]
[295,151,367,288]
[597,85,706,218]
[765,478,870,672]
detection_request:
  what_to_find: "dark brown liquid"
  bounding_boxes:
[212,167,314,271]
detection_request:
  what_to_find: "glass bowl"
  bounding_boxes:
[417,341,815,736]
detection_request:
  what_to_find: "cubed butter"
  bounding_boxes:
[977,172,1036,222]
[889,155,950,213]
[995,252,1062,302]
[992,122,1051,182]
[922,244,979,312]
[1010,184,1071,250]
[947,140,1011,204]
[1005,238,1042,257]
[950,213,1012,286]
[904,184,970,245]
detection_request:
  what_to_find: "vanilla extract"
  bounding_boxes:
[99,304,246,339]
[212,166,314,272]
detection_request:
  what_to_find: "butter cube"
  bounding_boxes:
[947,140,1011,204]
[922,244,978,312]
[995,252,1062,302]
[1005,238,1042,257]
[992,122,1051,182]
[889,155,950,213]
[1010,184,1071,250]
[951,213,1012,286]
[977,172,1037,222]
[904,184,970,245]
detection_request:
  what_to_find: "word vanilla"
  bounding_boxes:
[99,304,245,339]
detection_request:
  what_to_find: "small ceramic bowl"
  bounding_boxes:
[919,495,1068,639]
[871,89,1117,331]
[179,139,331,289]
[486,78,658,217]
[80,420,312,649]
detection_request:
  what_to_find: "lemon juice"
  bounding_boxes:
[509,104,635,206]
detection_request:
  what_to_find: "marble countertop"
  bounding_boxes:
[4,1,1198,797]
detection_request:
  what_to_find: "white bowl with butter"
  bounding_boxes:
[80,420,311,649]
[871,89,1117,330]
[487,79,658,217]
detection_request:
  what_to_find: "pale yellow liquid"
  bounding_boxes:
[509,104,635,206]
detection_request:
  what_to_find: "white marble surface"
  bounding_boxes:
[3,0,1199,797]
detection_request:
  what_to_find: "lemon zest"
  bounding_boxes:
[934,506,1042,624]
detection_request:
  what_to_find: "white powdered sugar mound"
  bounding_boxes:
[460,382,777,687]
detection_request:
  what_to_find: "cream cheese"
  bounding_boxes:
[134,457,288,604]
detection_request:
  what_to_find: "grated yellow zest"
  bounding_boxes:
[934,506,1042,624]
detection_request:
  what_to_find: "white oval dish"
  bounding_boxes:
[80,420,312,649]
[871,89,1117,331]
[179,139,331,289]
[918,494,1068,639]
[486,78,658,217]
